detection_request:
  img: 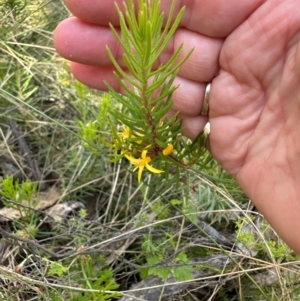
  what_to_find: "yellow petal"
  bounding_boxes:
[162,144,173,156]
[141,150,148,159]
[137,166,144,182]
[146,164,164,174]
[121,127,130,138]
[125,154,140,165]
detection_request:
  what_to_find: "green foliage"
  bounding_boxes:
[47,261,69,277]
[48,289,64,301]
[78,208,87,219]
[0,176,39,226]
[76,92,113,155]
[235,218,256,247]
[151,199,170,220]
[70,262,121,301]
[141,232,170,280]
[1,176,37,206]
[182,199,198,225]
[105,0,207,183]
[141,232,194,282]
[147,255,171,281]
[236,218,293,260]
[45,256,121,301]
[172,252,193,281]
[0,0,68,111]
[264,240,292,259]
[145,251,194,282]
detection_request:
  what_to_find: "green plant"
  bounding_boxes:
[76,92,112,155]
[70,258,121,301]
[0,176,39,236]
[44,254,121,301]
[236,217,293,260]
[1,176,38,211]
[48,289,64,301]
[140,228,194,282]
[105,0,207,183]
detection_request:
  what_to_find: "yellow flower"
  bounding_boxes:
[162,144,173,156]
[120,126,130,139]
[125,150,163,182]
[120,126,143,144]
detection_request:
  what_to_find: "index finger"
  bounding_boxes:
[65,0,264,37]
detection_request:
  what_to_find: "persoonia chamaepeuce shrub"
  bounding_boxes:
[105,0,208,182]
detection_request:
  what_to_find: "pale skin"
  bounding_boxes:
[54,0,300,252]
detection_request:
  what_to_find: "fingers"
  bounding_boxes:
[65,0,264,37]
[54,18,122,67]
[70,63,116,90]
[54,18,222,82]
[208,0,300,175]
[176,115,208,140]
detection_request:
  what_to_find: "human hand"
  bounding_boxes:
[54,0,300,252]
